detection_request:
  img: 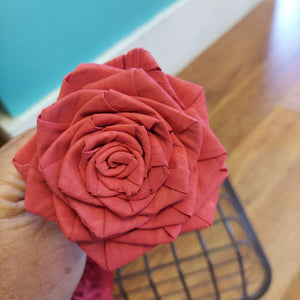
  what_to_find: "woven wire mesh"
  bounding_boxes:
[113,179,271,300]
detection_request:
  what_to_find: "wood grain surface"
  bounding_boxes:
[179,0,300,299]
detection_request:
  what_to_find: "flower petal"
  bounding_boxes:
[38,120,84,169]
[78,241,108,270]
[140,185,185,215]
[13,135,37,181]
[133,69,180,109]
[100,194,154,218]
[163,134,190,194]
[103,209,150,238]
[105,48,160,72]
[68,199,105,239]
[58,140,103,205]
[37,118,69,157]
[58,63,121,99]
[53,195,95,242]
[42,90,102,125]
[84,69,137,96]
[173,166,198,217]
[140,207,189,229]
[180,214,211,233]
[114,225,180,245]
[105,240,154,271]
[123,164,170,201]
[199,122,227,160]
[167,74,206,117]
[79,239,154,271]
[181,159,227,233]
[24,156,56,221]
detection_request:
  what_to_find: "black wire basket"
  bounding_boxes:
[113,178,271,300]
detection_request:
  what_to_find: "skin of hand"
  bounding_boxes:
[0,130,86,300]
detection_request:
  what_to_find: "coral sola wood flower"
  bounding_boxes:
[13,48,227,271]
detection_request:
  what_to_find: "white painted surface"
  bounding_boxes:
[0,0,262,136]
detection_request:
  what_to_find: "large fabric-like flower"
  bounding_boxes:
[13,48,227,271]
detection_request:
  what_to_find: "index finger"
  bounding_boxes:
[0,129,36,203]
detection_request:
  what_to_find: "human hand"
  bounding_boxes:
[0,130,86,300]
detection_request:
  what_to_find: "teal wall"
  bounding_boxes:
[0,0,178,116]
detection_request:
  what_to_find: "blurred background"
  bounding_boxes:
[1,0,300,299]
[0,0,260,135]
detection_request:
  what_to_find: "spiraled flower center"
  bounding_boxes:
[88,143,145,197]
[95,150,137,178]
